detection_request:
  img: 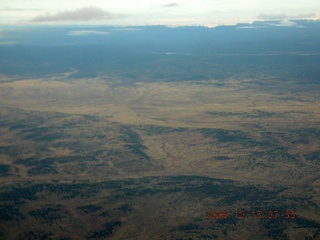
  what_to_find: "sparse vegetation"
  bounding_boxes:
[0,25,320,238]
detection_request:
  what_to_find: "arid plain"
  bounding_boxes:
[1,72,320,239]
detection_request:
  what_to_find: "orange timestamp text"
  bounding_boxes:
[206,210,296,220]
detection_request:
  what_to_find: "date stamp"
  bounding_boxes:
[205,210,296,220]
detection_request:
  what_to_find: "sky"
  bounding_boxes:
[0,0,319,26]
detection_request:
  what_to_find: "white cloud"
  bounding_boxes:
[257,13,316,20]
[31,7,125,23]
[115,27,141,31]
[1,6,41,11]
[266,19,309,27]
[276,19,297,27]
[67,30,111,36]
[0,0,319,26]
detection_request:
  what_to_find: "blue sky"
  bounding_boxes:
[0,0,319,26]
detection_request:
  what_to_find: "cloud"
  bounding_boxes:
[162,3,179,8]
[67,30,111,36]
[258,13,288,20]
[257,13,317,27]
[31,7,125,23]
[257,13,315,20]
[274,19,297,27]
[115,27,142,31]
[1,6,40,11]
